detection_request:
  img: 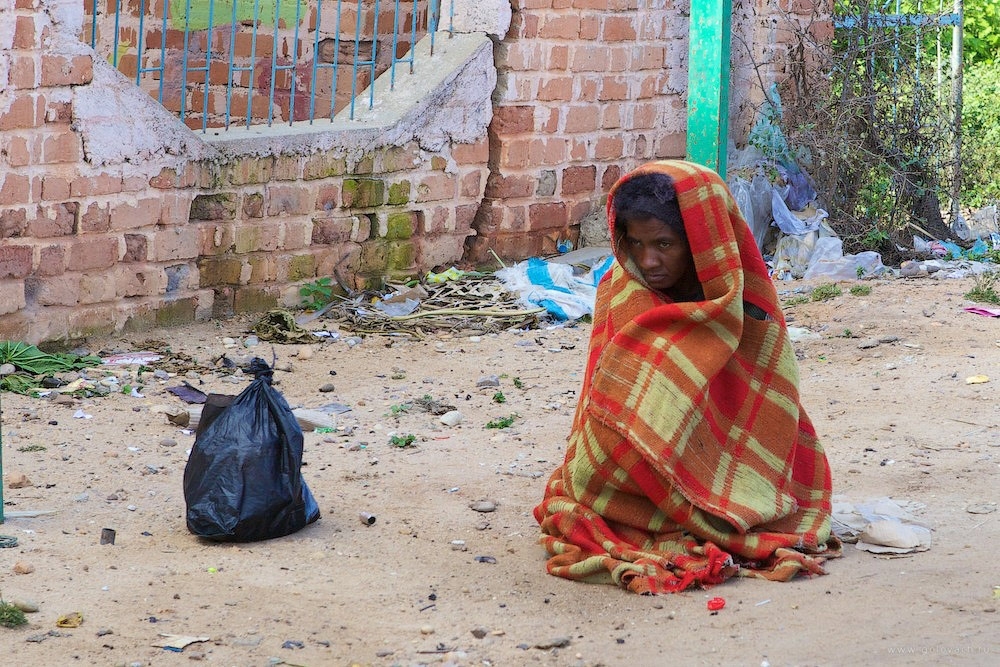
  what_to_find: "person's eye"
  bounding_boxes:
[658,241,671,249]
[627,238,641,247]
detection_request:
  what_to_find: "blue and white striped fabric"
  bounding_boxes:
[497,255,615,321]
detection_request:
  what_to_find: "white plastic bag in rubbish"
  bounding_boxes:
[770,222,838,280]
[802,239,885,281]
[496,255,614,321]
[730,174,775,252]
[771,189,828,235]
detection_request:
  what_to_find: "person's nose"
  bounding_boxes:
[636,246,660,271]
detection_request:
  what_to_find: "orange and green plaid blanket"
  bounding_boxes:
[534,160,840,594]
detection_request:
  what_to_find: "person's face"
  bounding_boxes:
[621,216,697,296]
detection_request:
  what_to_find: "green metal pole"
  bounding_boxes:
[686,0,732,179]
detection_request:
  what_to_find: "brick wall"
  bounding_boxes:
[468,0,829,261]
[0,0,489,344]
[0,0,823,344]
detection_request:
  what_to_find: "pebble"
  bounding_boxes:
[0,363,15,375]
[158,437,177,447]
[318,383,336,393]
[476,375,500,388]
[8,598,39,612]
[439,410,464,426]
[420,625,435,635]
[297,346,314,360]
[6,472,31,489]
[13,561,35,574]
[469,500,497,513]
[471,627,488,639]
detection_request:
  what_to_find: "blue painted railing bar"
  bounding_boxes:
[86,0,455,131]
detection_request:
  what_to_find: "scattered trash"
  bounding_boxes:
[832,496,933,554]
[707,597,726,612]
[100,528,116,545]
[965,503,997,515]
[72,409,93,419]
[496,255,614,321]
[153,634,211,651]
[359,512,376,526]
[965,375,990,385]
[964,306,1000,317]
[167,383,209,404]
[474,555,497,564]
[55,611,84,628]
[183,359,321,542]
[251,309,317,343]
[101,351,162,365]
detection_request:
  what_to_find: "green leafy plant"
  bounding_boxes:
[512,377,525,389]
[17,445,46,452]
[849,284,872,296]
[0,599,27,628]
[299,277,334,311]
[965,270,1000,305]
[783,295,809,307]
[486,413,519,429]
[387,403,411,417]
[810,284,842,302]
[492,391,506,404]
[388,433,416,448]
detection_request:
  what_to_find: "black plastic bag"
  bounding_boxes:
[183,360,320,541]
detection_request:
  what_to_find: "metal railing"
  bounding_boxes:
[83,0,454,132]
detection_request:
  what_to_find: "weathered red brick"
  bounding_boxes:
[602,15,637,41]
[1,208,28,238]
[539,15,580,39]
[67,237,119,271]
[528,201,568,231]
[0,282,26,317]
[266,184,313,216]
[562,165,597,195]
[460,171,482,198]
[35,244,65,276]
[28,201,78,237]
[415,173,457,203]
[39,130,82,164]
[41,174,70,200]
[594,135,624,159]
[123,233,149,262]
[79,202,111,233]
[565,106,600,133]
[28,274,80,307]
[110,197,163,231]
[0,245,33,279]
[71,173,123,197]
[78,270,119,303]
[8,55,35,91]
[599,76,629,101]
[13,16,36,50]
[151,226,201,262]
[0,171,31,206]
[451,139,489,165]
[40,54,94,86]
[491,105,535,135]
[0,95,41,130]
[537,76,574,102]
[486,173,534,199]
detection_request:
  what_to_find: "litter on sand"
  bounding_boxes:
[831,496,933,554]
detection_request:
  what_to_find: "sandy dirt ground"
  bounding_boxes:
[0,272,998,667]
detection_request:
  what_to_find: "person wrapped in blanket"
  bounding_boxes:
[533,160,841,594]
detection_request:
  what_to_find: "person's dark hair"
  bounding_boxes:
[611,172,685,241]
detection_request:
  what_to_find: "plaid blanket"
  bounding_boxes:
[534,160,840,594]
